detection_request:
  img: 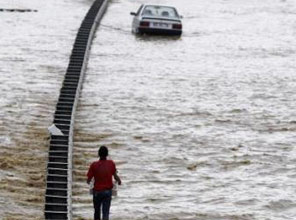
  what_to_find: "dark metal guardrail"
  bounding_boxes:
[44,0,109,219]
[0,8,38,12]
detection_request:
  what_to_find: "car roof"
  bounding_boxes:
[141,4,177,9]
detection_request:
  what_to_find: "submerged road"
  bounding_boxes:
[72,0,296,220]
[0,0,295,220]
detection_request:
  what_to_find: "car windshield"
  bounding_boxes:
[142,5,179,18]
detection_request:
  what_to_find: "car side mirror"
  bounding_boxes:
[179,15,183,19]
[130,12,136,16]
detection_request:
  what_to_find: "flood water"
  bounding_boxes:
[1,0,296,219]
[0,0,89,219]
[73,0,296,219]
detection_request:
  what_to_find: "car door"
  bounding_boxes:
[132,5,144,33]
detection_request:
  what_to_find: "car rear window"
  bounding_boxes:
[142,6,179,18]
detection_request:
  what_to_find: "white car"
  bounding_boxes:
[130,4,182,36]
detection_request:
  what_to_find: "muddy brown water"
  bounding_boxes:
[1,0,296,219]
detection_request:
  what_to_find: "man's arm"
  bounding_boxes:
[87,178,92,185]
[114,171,122,185]
[86,164,93,184]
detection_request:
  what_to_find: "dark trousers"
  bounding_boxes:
[93,189,112,220]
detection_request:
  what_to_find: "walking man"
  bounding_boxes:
[87,146,122,220]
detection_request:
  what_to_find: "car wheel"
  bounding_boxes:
[136,28,144,35]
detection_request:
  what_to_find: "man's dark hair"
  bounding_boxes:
[98,146,108,158]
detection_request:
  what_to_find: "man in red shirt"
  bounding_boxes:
[87,146,122,220]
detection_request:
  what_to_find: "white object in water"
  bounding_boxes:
[48,124,64,136]
[89,180,94,195]
[112,182,118,197]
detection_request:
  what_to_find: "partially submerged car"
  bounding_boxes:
[130,4,182,36]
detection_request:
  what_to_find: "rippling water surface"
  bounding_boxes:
[0,0,89,218]
[73,0,296,220]
[1,0,296,219]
